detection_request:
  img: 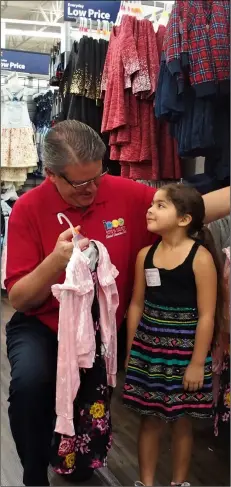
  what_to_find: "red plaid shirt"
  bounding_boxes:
[163,0,230,97]
[209,1,230,83]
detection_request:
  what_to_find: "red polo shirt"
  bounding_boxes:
[5,176,157,332]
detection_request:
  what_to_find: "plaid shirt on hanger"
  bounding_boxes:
[164,1,184,73]
[163,0,230,97]
[208,1,230,88]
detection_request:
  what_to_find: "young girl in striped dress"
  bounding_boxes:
[123,184,223,487]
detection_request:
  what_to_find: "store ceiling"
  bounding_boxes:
[1,1,63,53]
[1,1,174,54]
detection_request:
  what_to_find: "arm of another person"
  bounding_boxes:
[6,201,87,312]
[126,247,149,366]
[183,247,217,391]
[203,186,230,224]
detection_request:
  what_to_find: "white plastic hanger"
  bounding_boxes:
[151,2,159,32]
[159,4,171,27]
[57,213,76,237]
[57,213,93,262]
[5,72,19,84]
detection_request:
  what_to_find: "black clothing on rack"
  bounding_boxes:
[58,36,120,176]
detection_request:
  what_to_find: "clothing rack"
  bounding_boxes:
[1,71,49,85]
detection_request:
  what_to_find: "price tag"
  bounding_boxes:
[145,268,161,287]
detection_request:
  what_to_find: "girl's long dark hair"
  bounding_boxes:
[162,183,225,345]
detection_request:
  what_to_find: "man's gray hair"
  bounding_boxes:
[43,120,106,174]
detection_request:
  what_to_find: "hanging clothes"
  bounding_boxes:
[155,0,230,179]
[155,24,181,181]
[101,15,180,181]
[33,90,54,174]
[50,238,118,475]
[60,38,108,129]
[52,239,118,437]
[1,200,13,289]
[1,84,38,188]
[209,218,230,406]
[164,0,230,97]
[214,247,230,439]
[59,37,112,172]
[101,15,160,181]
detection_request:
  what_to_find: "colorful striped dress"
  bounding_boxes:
[123,240,213,421]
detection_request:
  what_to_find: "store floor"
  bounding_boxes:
[1,298,229,487]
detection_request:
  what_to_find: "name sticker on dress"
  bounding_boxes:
[145,268,161,287]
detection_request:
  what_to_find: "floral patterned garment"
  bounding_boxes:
[214,247,230,438]
[50,275,112,475]
[214,351,230,438]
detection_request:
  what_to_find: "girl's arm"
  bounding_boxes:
[203,186,230,224]
[192,246,217,365]
[183,246,217,391]
[126,247,149,359]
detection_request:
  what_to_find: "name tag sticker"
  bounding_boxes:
[145,268,161,287]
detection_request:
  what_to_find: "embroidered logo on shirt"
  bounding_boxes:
[103,218,126,239]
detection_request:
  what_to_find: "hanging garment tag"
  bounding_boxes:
[145,268,161,287]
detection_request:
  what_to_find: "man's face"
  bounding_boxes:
[47,161,103,208]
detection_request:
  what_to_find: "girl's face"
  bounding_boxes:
[146,189,180,234]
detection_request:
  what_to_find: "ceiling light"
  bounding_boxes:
[5,29,61,38]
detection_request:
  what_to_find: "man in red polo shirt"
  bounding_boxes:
[5,121,230,486]
[5,121,157,486]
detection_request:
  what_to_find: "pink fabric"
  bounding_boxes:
[1,214,10,290]
[223,246,230,334]
[52,240,119,437]
[1,241,7,289]
[212,246,230,404]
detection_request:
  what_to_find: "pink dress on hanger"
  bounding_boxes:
[52,240,119,437]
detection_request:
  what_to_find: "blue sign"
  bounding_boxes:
[1,49,50,76]
[64,1,121,23]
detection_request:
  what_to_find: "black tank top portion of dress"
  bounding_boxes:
[144,240,199,309]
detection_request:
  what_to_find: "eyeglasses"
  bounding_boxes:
[60,169,108,189]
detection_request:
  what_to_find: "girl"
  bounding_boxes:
[123,183,223,487]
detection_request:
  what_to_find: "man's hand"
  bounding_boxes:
[52,226,89,272]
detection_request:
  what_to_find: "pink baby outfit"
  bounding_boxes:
[52,240,119,437]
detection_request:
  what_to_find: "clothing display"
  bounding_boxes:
[164,1,230,96]
[155,0,230,182]
[1,200,12,289]
[2,7,231,485]
[52,239,118,436]
[136,179,180,188]
[50,236,118,475]
[154,23,181,181]
[49,42,64,87]
[33,90,56,173]
[214,247,230,439]
[210,219,230,408]
[208,217,230,265]
[209,216,230,443]
[123,240,213,420]
[101,14,181,181]
[60,37,108,132]
[1,184,18,290]
[58,36,114,172]
[1,82,38,188]
[51,320,113,475]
